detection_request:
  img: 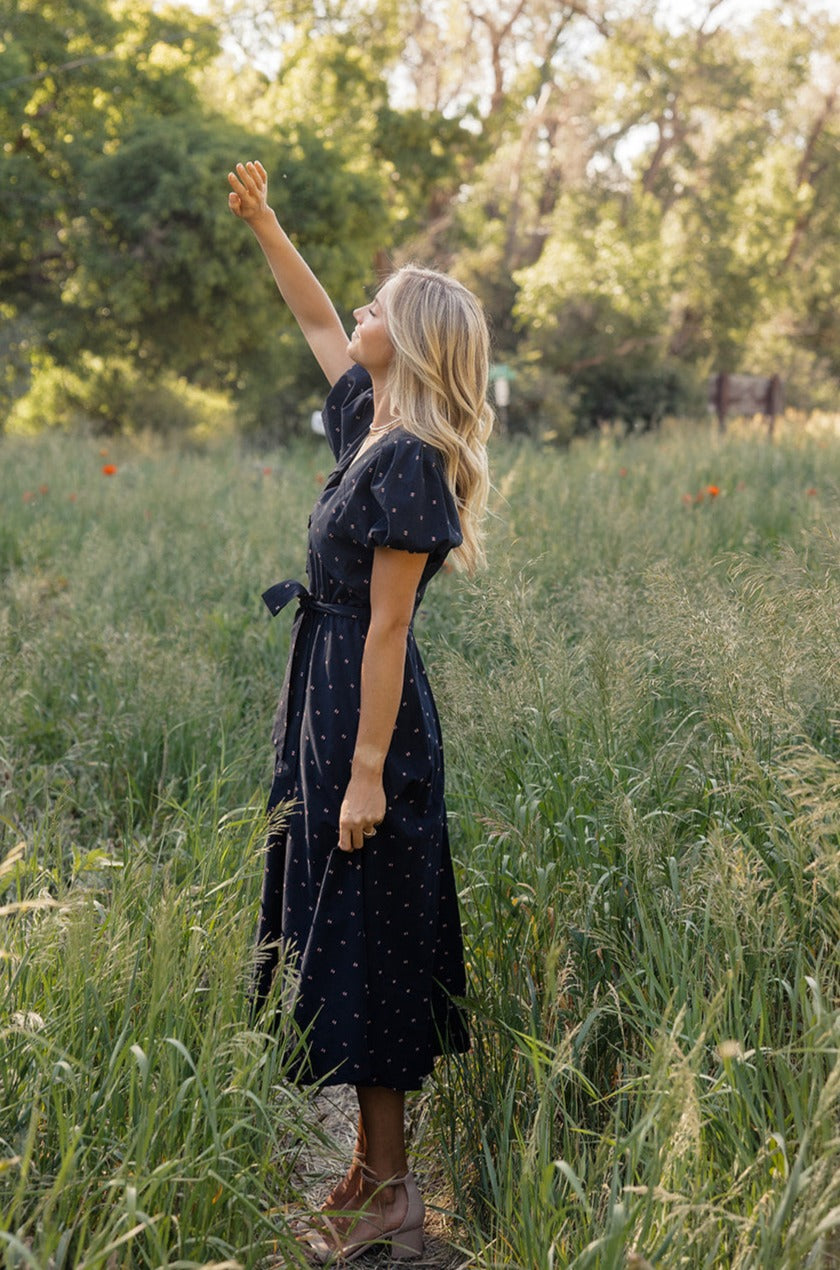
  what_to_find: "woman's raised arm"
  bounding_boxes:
[228,160,354,386]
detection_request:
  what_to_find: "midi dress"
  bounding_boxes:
[254,364,470,1091]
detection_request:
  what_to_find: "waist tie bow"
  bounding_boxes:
[261,579,369,759]
[262,578,368,621]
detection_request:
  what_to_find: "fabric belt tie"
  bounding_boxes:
[262,579,367,762]
[262,578,368,620]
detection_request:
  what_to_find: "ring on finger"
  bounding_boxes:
[362,827,376,838]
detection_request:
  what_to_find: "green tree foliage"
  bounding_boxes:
[2,0,839,434]
[496,2,840,426]
[72,117,389,424]
[0,0,218,402]
[0,0,390,432]
[205,6,480,245]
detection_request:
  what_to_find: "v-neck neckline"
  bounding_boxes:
[343,426,403,475]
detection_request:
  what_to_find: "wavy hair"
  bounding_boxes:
[382,265,494,574]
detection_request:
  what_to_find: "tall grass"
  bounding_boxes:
[432,417,840,1267]
[1,775,321,1268]
[2,418,840,1266]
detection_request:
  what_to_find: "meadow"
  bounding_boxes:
[1,414,839,1269]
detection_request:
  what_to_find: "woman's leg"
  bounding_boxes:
[302,1086,424,1260]
[320,1111,366,1213]
[356,1085,408,1180]
[320,1086,409,1228]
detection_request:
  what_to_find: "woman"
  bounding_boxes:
[228,160,492,1263]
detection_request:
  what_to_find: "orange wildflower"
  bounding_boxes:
[39,484,49,495]
[22,490,35,503]
[101,464,117,476]
[262,466,272,475]
[807,487,817,496]
[707,485,720,498]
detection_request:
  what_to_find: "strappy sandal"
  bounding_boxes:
[300,1165,425,1264]
[319,1150,367,1214]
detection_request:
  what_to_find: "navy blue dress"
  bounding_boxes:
[255,364,470,1090]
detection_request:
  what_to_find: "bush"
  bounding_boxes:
[5,354,235,438]
[570,355,705,431]
[504,355,579,443]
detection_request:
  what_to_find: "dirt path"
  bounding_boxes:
[297,1085,471,1269]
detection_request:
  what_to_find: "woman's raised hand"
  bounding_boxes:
[228,160,269,222]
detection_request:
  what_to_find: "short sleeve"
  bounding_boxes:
[367,434,463,556]
[321,365,373,461]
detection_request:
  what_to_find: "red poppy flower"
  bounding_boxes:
[262,466,272,476]
[707,485,720,498]
[807,487,817,496]
[101,464,118,476]
[22,490,35,503]
[39,484,49,495]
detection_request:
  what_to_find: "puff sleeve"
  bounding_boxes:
[367,434,463,557]
[321,365,374,461]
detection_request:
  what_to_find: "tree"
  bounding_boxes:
[5,0,839,433]
[506,2,840,420]
[0,0,391,431]
[74,114,391,425]
[0,0,219,409]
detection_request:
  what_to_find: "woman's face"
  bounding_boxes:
[349,281,395,375]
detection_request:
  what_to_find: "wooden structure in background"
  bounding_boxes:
[708,372,784,435]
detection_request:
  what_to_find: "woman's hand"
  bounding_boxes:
[228,160,270,223]
[339,770,386,853]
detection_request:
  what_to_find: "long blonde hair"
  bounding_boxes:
[382,266,493,574]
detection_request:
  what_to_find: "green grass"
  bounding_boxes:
[2,417,839,1268]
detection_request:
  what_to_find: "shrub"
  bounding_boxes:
[5,354,235,438]
[504,355,579,443]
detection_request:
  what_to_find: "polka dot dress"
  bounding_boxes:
[254,365,470,1090]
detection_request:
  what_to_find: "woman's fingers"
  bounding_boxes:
[338,817,380,852]
[338,814,354,852]
[235,163,253,194]
[229,163,262,199]
[227,162,267,219]
[239,160,264,193]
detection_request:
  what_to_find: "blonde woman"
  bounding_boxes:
[228,160,492,1263]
